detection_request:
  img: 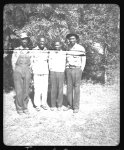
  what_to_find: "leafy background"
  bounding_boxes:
[3,5,120,146]
[3,4,120,92]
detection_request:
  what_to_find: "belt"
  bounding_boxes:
[67,65,81,69]
[34,74,48,76]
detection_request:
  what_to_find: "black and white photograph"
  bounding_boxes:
[3,4,120,146]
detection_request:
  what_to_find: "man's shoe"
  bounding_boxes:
[63,106,72,111]
[23,109,30,114]
[35,106,40,111]
[50,107,56,111]
[33,104,37,108]
[40,105,48,110]
[17,110,23,115]
[73,109,79,113]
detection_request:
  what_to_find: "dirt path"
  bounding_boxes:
[3,82,120,146]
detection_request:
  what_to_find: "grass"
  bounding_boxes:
[3,66,120,146]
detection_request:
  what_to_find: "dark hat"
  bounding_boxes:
[66,33,79,40]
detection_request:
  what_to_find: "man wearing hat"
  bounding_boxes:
[30,37,49,111]
[12,32,31,115]
[64,33,86,113]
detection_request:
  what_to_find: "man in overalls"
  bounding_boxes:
[12,33,31,115]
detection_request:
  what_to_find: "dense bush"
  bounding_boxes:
[3,4,120,91]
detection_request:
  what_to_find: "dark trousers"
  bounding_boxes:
[13,65,31,112]
[50,71,64,107]
[66,68,82,109]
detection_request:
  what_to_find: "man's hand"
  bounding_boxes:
[3,53,8,58]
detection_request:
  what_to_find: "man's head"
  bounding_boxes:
[66,33,79,46]
[20,33,29,48]
[21,38,28,48]
[38,37,46,49]
[54,41,62,51]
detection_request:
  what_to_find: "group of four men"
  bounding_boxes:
[12,32,86,115]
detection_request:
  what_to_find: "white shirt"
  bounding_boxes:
[30,46,49,75]
[49,50,66,72]
[66,43,86,71]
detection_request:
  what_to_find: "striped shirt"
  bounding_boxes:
[66,43,86,71]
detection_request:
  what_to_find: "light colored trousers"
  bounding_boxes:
[33,74,48,107]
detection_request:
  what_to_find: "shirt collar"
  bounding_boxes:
[69,43,77,50]
[20,46,29,50]
[35,46,40,50]
[37,46,47,50]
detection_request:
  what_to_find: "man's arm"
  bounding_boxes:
[66,50,85,56]
[29,50,35,69]
[66,45,86,56]
[48,51,52,71]
[11,49,20,71]
[81,56,86,72]
[80,46,86,71]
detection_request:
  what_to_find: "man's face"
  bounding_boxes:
[21,38,28,47]
[69,36,77,46]
[55,42,61,50]
[39,38,45,48]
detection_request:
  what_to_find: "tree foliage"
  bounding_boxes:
[4,4,120,50]
[3,4,120,91]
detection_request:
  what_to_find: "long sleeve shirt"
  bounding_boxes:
[49,50,66,72]
[30,46,49,75]
[12,46,31,71]
[66,43,86,71]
